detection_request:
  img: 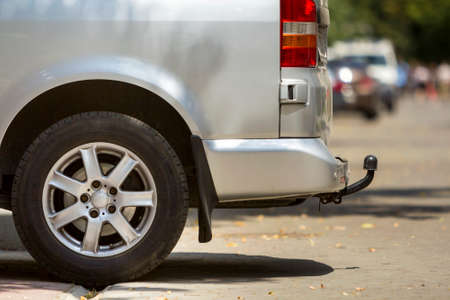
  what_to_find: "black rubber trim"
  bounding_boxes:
[216,198,306,209]
[0,193,11,210]
[191,135,219,243]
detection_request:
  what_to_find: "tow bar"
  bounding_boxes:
[318,155,378,205]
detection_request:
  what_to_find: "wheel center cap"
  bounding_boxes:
[91,190,109,208]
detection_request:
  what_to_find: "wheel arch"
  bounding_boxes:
[0,79,198,206]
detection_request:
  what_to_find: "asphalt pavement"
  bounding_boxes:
[0,97,449,299]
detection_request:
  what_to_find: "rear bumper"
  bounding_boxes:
[203,138,349,202]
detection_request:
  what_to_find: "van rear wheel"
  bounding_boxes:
[12,112,189,287]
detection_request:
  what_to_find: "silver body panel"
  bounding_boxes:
[0,0,280,140]
[0,0,339,201]
[280,67,332,141]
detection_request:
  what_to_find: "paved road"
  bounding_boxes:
[1,98,449,299]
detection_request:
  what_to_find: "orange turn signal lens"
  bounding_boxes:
[282,34,317,49]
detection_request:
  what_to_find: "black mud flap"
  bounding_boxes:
[0,193,11,210]
[191,135,218,243]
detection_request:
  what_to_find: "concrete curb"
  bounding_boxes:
[57,285,91,300]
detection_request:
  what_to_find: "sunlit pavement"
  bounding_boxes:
[1,97,449,299]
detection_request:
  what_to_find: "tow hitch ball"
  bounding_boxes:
[318,155,378,205]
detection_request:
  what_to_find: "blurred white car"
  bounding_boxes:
[329,40,399,111]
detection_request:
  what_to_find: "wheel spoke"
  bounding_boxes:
[80,146,102,180]
[109,213,139,244]
[82,220,103,253]
[49,171,84,197]
[116,191,154,208]
[107,154,138,187]
[49,202,85,229]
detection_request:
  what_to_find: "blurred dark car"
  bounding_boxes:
[329,59,381,120]
[342,55,398,113]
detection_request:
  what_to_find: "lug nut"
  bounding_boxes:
[108,205,117,214]
[80,193,90,203]
[92,180,101,189]
[89,209,99,218]
[109,187,118,195]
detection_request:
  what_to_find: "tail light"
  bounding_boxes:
[281,0,317,68]
[333,81,344,93]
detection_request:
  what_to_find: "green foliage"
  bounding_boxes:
[328,0,450,62]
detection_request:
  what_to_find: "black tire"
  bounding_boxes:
[385,98,396,113]
[362,108,379,121]
[382,90,397,113]
[12,112,189,287]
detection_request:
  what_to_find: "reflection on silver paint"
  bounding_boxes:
[204,138,346,201]
[0,0,280,140]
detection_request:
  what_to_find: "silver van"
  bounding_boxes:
[0,0,377,286]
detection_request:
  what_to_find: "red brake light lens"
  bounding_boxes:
[281,0,317,23]
[281,48,317,68]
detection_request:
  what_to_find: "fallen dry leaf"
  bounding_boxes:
[321,283,325,289]
[355,287,366,292]
[342,291,349,296]
[268,291,273,295]
[166,290,172,294]
[309,286,316,290]
[334,225,347,231]
[335,243,343,249]
[309,239,315,247]
[233,221,246,227]
[83,289,98,299]
[361,223,376,229]
[393,223,399,228]
[226,242,238,247]
[300,213,308,219]
[272,234,280,239]
[299,225,307,230]
[241,237,247,243]
[369,248,376,253]
[261,234,271,240]
[257,215,264,222]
